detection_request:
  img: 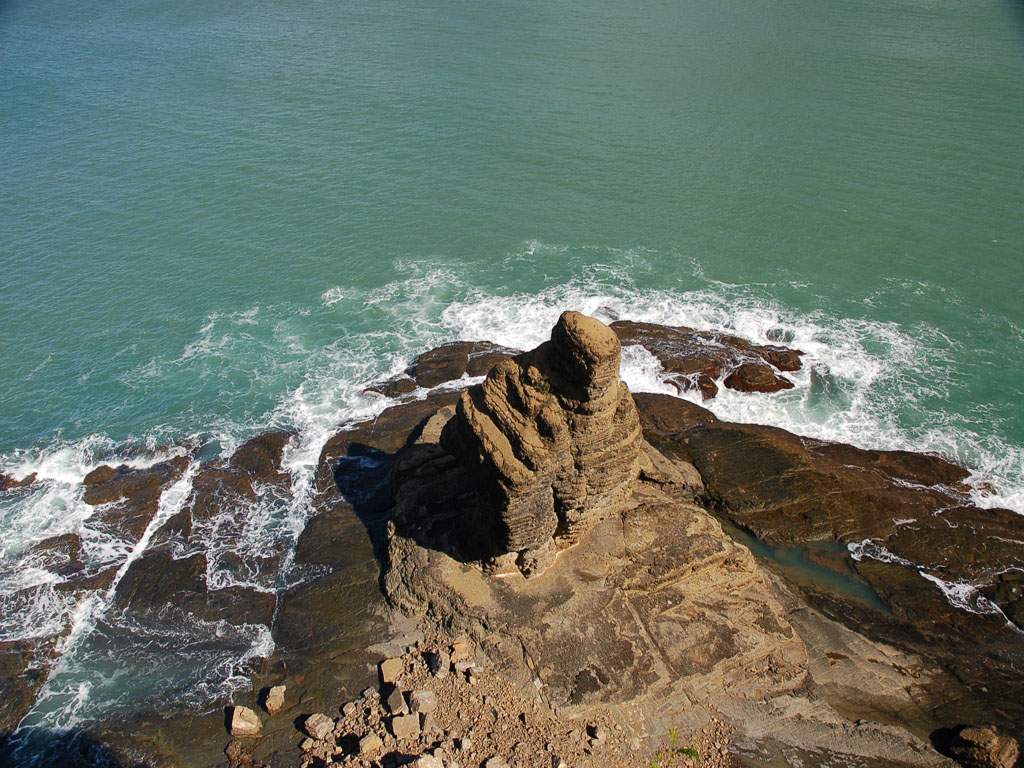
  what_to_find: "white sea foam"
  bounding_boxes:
[321,286,346,306]
[847,539,916,567]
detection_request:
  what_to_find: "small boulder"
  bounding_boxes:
[948,725,1019,768]
[450,637,473,661]
[410,755,444,768]
[391,713,420,740]
[262,684,285,715]
[409,690,438,714]
[724,362,794,393]
[229,706,262,738]
[380,656,404,684]
[386,686,409,715]
[304,712,334,741]
[358,732,384,756]
[428,649,451,678]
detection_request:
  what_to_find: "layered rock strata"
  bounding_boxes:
[438,311,643,566]
[381,313,956,768]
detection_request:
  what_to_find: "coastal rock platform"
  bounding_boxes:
[3,313,1021,768]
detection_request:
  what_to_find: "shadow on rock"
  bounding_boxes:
[0,729,145,768]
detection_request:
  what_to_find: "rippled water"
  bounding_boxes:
[2,0,1023,742]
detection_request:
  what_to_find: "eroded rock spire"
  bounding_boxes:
[440,311,642,571]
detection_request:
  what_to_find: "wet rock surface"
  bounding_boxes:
[0,456,193,744]
[610,320,801,399]
[0,472,36,491]
[366,342,521,398]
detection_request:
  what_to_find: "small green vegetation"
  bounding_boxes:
[649,727,700,768]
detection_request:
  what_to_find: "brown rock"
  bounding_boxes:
[82,457,188,506]
[229,432,291,483]
[440,311,643,564]
[407,341,521,388]
[367,341,521,397]
[83,465,119,485]
[409,689,438,714]
[380,657,404,684]
[391,713,420,740]
[610,320,803,401]
[229,706,262,738]
[0,472,36,491]
[359,732,383,756]
[947,725,1019,768]
[262,684,285,715]
[304,712,334,741]
[723,362,794,393]
[386,686,408,715]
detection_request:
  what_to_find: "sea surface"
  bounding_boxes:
[2,0,1023,747]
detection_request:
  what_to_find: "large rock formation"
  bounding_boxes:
[438,311,643,568]
[381,313,957,768]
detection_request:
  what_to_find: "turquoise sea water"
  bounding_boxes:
[2,0,1023,740]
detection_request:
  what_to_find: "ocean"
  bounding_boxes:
[2,0,1023,741]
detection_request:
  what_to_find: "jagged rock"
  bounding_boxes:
[359,732,383,756]
[367,341,521,397]
[304,712,334,741]
[83,465,119,485]
[633,390,1024,739]
[386,686,408,715]
[0,472,36,491]
[440,311,643,564]
[262,684,285,715]
[229,706,262,738]
[428,649,451,678]
[380,657,404,684]
[81,458,188,506]
[229,432,292,484]
[409,689,438,714]
[947,725,1019,768]
[609,320,803,400]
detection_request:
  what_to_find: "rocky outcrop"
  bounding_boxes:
[438,311,643,566]
[610,320,801,399]
[0,472,36,492]
[13,314,1019,768]
[366,341,520,398]
[633,391,1024,742]
[380,314,958,768]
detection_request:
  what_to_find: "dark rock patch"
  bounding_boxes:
[366,341,520,398]
[723,361,794,393]
[0,472,36,492]
[610,320,803,401]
